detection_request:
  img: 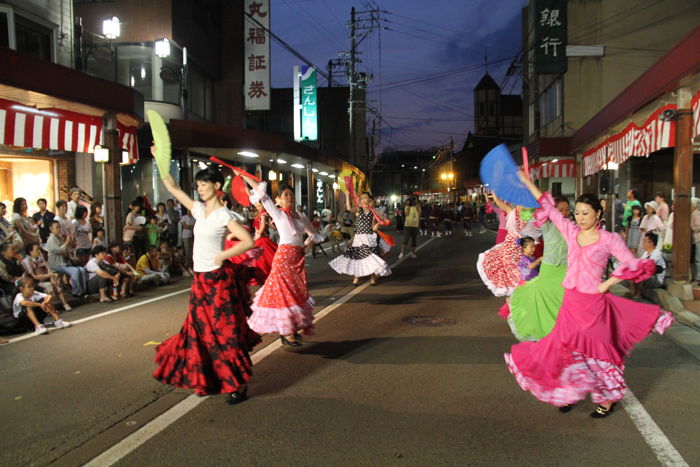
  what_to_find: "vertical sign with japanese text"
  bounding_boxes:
[534,0,567,74]
[301,66,318,141]
[244,0,270,110]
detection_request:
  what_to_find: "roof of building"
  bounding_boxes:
[474,73,500,91]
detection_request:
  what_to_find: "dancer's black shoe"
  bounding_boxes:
[280,335,302,347]
[558,404,575,413]
[225,385,248,405]
[590,403,616,418]
[293,333,303,341]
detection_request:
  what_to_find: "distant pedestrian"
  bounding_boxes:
[399,197,420,259]
[462,203,474,237]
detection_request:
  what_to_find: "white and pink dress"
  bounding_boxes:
[504,192,673,407]
[247,183,322,336]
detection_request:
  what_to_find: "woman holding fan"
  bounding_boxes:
[504,171,673,418]
[150,143,259,406]
[329,191,391,286]
[241,176,322,347]
[476,193,526,297]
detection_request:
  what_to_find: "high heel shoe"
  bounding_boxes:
[225,385,248,405]
[590,403,616,418]
[293,333,303,341]
[280,335,302,347]
[558,404,575,413]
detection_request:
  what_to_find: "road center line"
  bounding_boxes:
[7,288,191,345]
[84,236,437,466]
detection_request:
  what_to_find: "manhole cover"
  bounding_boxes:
[402,315,456,327]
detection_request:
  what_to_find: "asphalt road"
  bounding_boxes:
[2,229,699,466]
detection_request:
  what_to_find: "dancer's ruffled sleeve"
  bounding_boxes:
[300,214,323,245]
[534,192,575,238]
[609,233,657,282]
[248,182,283,224]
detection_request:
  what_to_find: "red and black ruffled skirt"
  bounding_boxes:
[153,262,261,395]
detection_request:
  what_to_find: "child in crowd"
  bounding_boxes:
[145,216,160,248]
[158,240,191,277]
[13,277,71,335]
[92,227,106,248]
[517,237,542,282]
[123,244,137,271]
[328,220,343,252]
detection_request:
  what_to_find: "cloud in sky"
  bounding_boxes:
[270,0,524,152]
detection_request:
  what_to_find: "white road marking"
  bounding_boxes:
[7,289,191,345]
[622,390,689,467]
[84,237,437,466]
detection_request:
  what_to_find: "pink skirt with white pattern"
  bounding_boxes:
[504,288,673,406]
[248,244,315,336]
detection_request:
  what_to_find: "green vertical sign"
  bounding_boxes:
[534,0,567,74]
[301,66,318,141]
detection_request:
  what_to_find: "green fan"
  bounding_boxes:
[147,110,171,180]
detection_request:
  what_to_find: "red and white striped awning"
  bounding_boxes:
[0,97,139,163]
[529,158,576,181]
[582,104,677,177]
[692,90,700,140]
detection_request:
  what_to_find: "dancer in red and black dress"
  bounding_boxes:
[152,155,259,406]
[242,176,322,347]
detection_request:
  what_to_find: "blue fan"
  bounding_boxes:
[479,144,539,208]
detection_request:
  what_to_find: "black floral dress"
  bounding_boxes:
[153,262,261,395]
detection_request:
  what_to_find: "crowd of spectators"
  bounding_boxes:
[0,190,195,338]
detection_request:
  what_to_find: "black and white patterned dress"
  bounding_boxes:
[329,208,391,277]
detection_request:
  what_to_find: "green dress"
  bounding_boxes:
[508,222,567,341]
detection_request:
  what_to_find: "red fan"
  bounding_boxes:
[376,230,395,247]
[231,175,251,206]
[210,157,261,182]
[344,175,359,205]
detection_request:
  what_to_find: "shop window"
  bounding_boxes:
[116,45,154,100]
[0,157,55,217]
[0,11,9,48]
[15,15,53,61]
[551,182,562,197]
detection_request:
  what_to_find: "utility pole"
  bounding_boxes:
[672,87,694,282]
[346,4,383,172]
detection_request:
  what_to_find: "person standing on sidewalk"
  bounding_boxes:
[399,197,420,259]
[152,153,258,406]
[505,172,673,418]
[179,209,195,274]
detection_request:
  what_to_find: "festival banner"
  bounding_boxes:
[244,0,270,110]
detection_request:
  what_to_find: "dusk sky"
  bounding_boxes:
[270,0,524,154]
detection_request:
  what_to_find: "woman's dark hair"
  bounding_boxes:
[655,192,665,200]
[156,202,166,210]
[575,193,602,215]
[24,242,40,256]
[48,220,60,230]
[520,237,536,250]
[94,227,105,235]
[276,184,293,197]
[554,195,569,206]
[629,188,640,200]
[631,204,643,215]
[12,197,26,214]
[56,200,66,209]
[361,191,374,200]
[407,197,416,207]
[74,205,88,220]
[90,202,102,218]
[194,166,224,187]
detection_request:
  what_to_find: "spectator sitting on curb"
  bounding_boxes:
[104,242,137,297]
[136,245,170,286]
[92,227,106,248]
[158,239,190,277]
[13,277,70,335]
[0,243,24,300]
[85,246,123,303]
[629,232,666,299]
[22,243,72,311]
[45,220,89,299]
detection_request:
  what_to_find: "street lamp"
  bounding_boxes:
[102,16,121,39]
[154,38,171,58]
[93,145,110,163]
[155,38,189,120]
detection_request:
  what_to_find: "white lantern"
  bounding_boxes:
[268,170,277,181]
[102,16,121,40]
[93,145,109,163]
[155,38,171,58]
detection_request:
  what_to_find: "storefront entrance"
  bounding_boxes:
[0,155,54,215]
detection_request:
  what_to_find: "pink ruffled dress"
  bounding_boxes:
[504,192,673,406]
